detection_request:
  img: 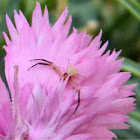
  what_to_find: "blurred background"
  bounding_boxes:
[0,0,140,139]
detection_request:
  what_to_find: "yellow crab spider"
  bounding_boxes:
[28,59,81,113]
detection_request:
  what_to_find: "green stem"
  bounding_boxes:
[127,0,140,9]
[116,0,140,22]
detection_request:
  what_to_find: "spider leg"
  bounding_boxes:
[30,59,52,64]
[74,90,80,114]
[29,59,62,76]
[61,73,81,113]
[60,73,68,81]
[27,63,49,71]
[69,80,81,114]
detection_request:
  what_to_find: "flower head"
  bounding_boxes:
[0,2,136,139]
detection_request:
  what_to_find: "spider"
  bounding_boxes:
[28,59,80,113]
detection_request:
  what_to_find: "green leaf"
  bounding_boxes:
[130,111,140,121]
[128,118,140,136]
[121,57,140,78]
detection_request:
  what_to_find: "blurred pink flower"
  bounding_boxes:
[0,2,136,139]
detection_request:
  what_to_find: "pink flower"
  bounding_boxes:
[0,2,136,139]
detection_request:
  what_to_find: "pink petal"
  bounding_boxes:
[6,14,18,44]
